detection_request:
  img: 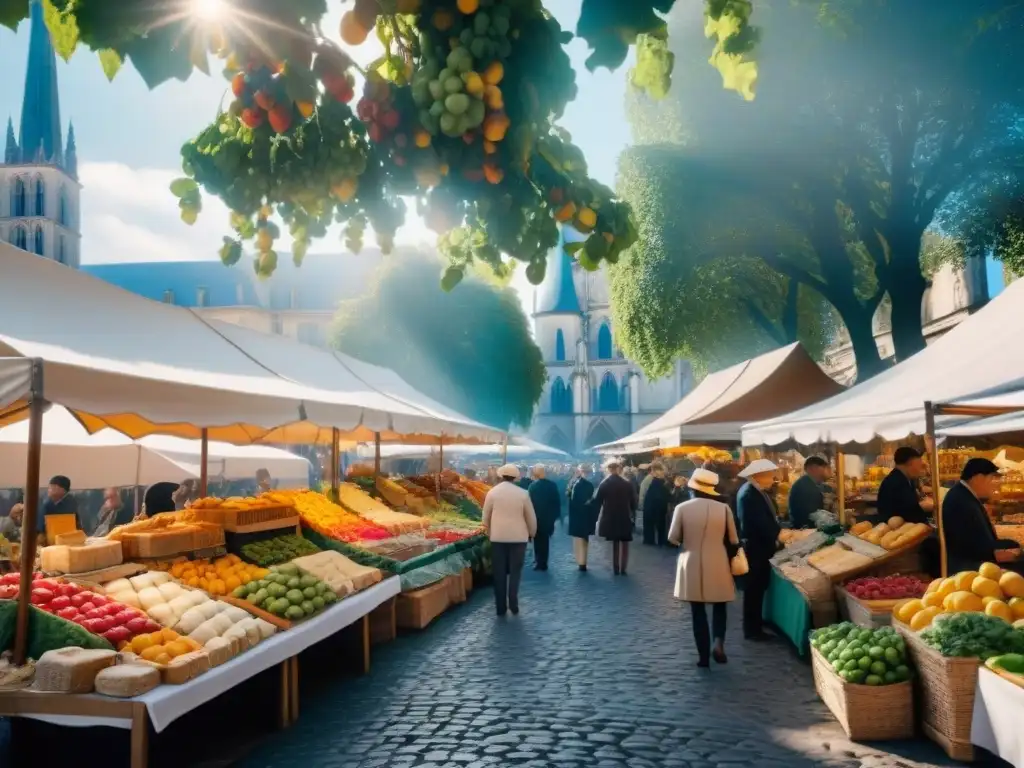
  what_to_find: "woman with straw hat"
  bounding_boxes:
[668,468,741,667]
[736,458,781,641]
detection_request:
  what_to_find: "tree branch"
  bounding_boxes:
[757,249,828,294]
[782,279,799,341]
[741,298,787,346]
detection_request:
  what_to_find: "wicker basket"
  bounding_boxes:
[894,620,979,760]
[810,647,915,740]
[835,586,897,629]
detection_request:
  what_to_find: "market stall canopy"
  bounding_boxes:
[594,344,843,453]
[203,320,503,445]
[0,243,501,444]
[0,406,310,488]
[742,277,1024,447]
[355,435,569,460]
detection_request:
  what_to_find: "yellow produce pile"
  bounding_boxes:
[106,509,200,540]
[849,517,931,550]
[126,628,202,662]
[190,495,294,511]
[153,555,269,597]
[894,562,1024,630]
[336,483,430,535]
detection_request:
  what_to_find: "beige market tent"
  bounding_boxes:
[742,277,1024,447]
[595,343,844,454]
[0,406,311,489]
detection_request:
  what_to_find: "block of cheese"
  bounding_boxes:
[94,664,160,698]
[55,530,87,546]
[161,650,211,685]
[40,540,123,574]
[34,648,117,693]
[203,636,233,667]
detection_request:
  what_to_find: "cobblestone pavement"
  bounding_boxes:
[238,531,981,768]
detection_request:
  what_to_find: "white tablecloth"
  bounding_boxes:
[18,576,401,733]
[971,666,1024,767]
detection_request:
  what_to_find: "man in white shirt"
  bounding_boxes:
[482,464,537,616]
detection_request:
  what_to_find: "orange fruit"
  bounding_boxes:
[340,12,370,46]
[457,0,479,13]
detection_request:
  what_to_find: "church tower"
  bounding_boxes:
[0,0,80,268]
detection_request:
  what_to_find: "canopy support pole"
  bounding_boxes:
[373,432,381,476]
[836,451,846,527]
[500,434,508,464]
[436,438,443,501]
[14,360,45,667]
[924,401,946,577]
[330,427,340,498]
[199,428,209,497]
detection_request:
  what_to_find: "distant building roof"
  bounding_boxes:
[82,251,384,312]
[534,227,582,315]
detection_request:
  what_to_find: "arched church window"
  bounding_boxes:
[598,372,619,412]
[58,236,66,264]
[597,322,612,360]
[58,188,69,226]
[33,226,44,255]
[10,225,27,250]
[550,377,572,414]
[11,178,26,217]
[34,176,45,216]
[554,329,565,361]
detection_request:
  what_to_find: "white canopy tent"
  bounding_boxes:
[596,343,844,453]
[742,278,1024,447]
[0,242,499,445]
[0,406,310,489]
[355,436,569,461]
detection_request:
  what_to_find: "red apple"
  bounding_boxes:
[102,626,132,645]
[125,617,149,635]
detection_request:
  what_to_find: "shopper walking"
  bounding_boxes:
[593,459,638,575]
[567,464,596,570]
[668,468,740,667]
[528,465,560,571]
[642,462,672,546]
[482,464,537,616]
[736,458,781,641]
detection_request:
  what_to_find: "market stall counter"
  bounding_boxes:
[972,665,1024,767]
[764,568,813,656]
[0,576,400,768]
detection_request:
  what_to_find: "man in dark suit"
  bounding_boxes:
[877,446,933,524]
[527,465,561,571]
[787,455,831,529]
[736,459,781,641]
[942,458,1020,574]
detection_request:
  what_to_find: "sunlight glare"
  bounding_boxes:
[193,0,227,22]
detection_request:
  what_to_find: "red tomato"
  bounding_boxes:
[112,610,137,626]
[143,620,161,634]
[81,618,105,634]
[102,626,132,645]
[1,573,20,586]
[56,583,78,597]
[56,606,78,621]
[30,588,54,605]
[100,603,120,617]
[96,616,115,633]
[49,595,71,610]
[125,617,149,635]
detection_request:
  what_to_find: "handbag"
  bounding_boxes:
[731,547,750,576]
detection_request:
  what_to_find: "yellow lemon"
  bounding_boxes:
[910,606,942,631]
[985,600,1014,623]
[972,576,1004,600]
[954,571,980,591]
[922,591,946,609]
[979,562,1003,581]
[895,598,924,624]
[1009,597,1024,620]
[1000,571,1024,600]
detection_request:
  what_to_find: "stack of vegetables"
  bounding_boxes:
[811,623,914,685]
[921,612,1024,659]
[231,563,338,621]
[894,562,1024,630]
[336,483,430,535]
[241,534,321,566]
[272,490,391,543]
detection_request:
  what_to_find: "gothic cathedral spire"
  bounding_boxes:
[65,121,77,178]
[4,118,17,164]
[19,0,63,167]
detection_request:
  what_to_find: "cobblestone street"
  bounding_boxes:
[239,531,974,768]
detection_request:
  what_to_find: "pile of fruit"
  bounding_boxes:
[921,612,1024,659]
[190,495,294,512]
[231,563,338,621]
[811,623,914,686]
[102,572,225,631]
[849,517,932,550]
[844,574,929,602]
[122,627,203,661]
[155,555,270,596]
[241,534,321,567]
[894,562,1024,630]
[278,490,391,543]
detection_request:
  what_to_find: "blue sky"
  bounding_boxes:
[0,1,632,278]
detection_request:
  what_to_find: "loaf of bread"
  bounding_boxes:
[94,664,161,698]
[34,648,118,693]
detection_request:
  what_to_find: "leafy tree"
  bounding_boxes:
[620,0,1024,376]
[331,254,545,430]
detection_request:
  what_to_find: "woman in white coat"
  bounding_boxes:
[668,468,740,668]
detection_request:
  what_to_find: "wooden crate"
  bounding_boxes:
[368,596,397,645]
[835,586,897,629]
[193,505,295,531]
[461,567,472,593]
[446,572,467,605]
[396,580,450,630]
[810,647,914,741]
[120,529,195,559]
[894,620,979,760]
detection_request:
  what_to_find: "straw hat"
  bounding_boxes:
[738,458,779,479]
[687,468,720,496]
[498,463,520,480]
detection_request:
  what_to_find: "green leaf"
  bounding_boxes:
[123,25,196,89]
[0,0,28,32]
[42,0,78,61]
[169,178,198,197]
[97,49,122,81]
[440,266,464,292]
[564,241,586,255]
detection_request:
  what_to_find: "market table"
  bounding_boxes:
[764,568,811,656]
[0,576,401,768]
[971,666,1024,766]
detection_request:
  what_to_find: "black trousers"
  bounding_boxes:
[690,601,727,660]
[533,532,551,569]
[642,509,668,546]
[491,542,526,614]
[743,559,771,637]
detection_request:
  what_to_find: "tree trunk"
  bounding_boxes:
[832,299,886,382]
[886,228,929,362]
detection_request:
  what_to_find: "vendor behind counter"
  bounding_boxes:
[942,458,1023,575]
[875,447,933,524]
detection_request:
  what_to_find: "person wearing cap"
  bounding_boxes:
[528,464,560,571]
[482,464,538,616]
[0,503,23,543]
[567,464,597,570]
[642,462,672,547]
[669,468,740,667]
[942,458,1021,574]
[788,456,832,530]
[736,458,781,641]
[876,446,933,524]
[39,475,81,535]
[593,459,638,575]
